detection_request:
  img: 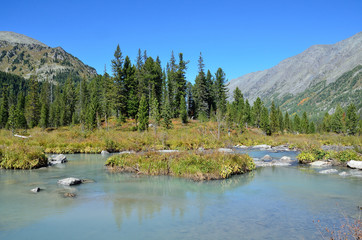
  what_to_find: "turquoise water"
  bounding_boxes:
[0,153,361,240]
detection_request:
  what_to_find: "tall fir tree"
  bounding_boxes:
[194,52,209,119]
[252,97,262,128]
[180,95,188,124]
[345,103,358,135]
[25,76,40,128]
[260,106,271,135]
[269,101,279,133]
[137,95,148,131]
[0,84,9,128]
[214,68,228,114]
[331,105,344,133]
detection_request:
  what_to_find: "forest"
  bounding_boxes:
[0,45,360,136]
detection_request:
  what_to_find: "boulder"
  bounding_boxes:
[49,154,67,165]
[101,150,110,156]
[261,155,272,161]
[64,193,76,198]
[158,150,179,153]
[280,156,292,162]
[339,171,349,177]
[234,145,248,149]
[272,145,289,151]
[119,151,135,154]
[218,148,233,153]
[252,144,271,149]
[319,169,338,174]
[310,161,331,167]
[31,187,41,193]
[347,160,362,170]
[58,177,82,186]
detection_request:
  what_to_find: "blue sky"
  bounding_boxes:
[1,0,361,82]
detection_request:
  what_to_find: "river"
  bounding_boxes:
[0,151,361,239]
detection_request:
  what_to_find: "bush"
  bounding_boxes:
[0,145,48,169]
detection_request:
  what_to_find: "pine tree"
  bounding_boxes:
[322,112,331,132]
[150,96,160,134]
[294,114,301,133]
[180,95,188,124]
[111,44,126,118]
[252,97,262,128]
[175,53,188,117]
[308,121,316,134]
[301,112,309,134]
[260,106,271,135]
[15,93,27,129]
[39,102,49,129]
[0,84,9,128]
[331,105,344,133]
[244,99,251,128]
[162,95,173,129]
[269,101,279,133]
[186,82,195,119]
[194,52,209,119]
[6,105,17,134]
[214,68,228,114]
[137,95,148,131]
[345,103,358,135]
[25,76,40,128]
[278,107,284,133]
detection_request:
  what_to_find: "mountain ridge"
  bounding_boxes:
[228,31,362,118]
[0,31,97,82]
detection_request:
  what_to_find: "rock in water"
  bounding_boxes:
[49,154,67,165]
[261,155,272,161]
[101,150,110,156]
[218,148,233,153]
[339,172,349,177]
[58,177,82,186]
[64,193,76,198]
[319,169,338,174]
[280,156,292,162]
[310,161,331,167]
[347,160,362,170]
[31,187,41,193]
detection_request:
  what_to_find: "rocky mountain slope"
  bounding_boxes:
[228,32,362,119]
[0,31,97,82]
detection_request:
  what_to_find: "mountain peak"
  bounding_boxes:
[0,31,48,47]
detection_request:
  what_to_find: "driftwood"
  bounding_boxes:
[14,134,31,139]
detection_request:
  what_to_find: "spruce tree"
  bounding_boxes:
[252,97,262,128]
[25,76,40,128]
[294,114,301,133]
[284,112,291,133]
[214,68,228,114]
[6,105,17,134]
[322,112,331,132]
[345,103,358,135]
[180,95,188,124]
[162,95,173,129]
[137,95,148,131]
[244,99,251,128]
[194,52,209,119]
[15,93,27,129]
[150,96,160,134]
[269,101,279,133]
[260,106,271,135]
[331,105,344,133]
[301,112,309,134]
[39,102,49,129]
[0,84,9,128]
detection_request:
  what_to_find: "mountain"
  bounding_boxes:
[0,31,97,82]
[228,32,362,119]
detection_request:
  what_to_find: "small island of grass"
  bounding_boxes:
[105,151,255,181]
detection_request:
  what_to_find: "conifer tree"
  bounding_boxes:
[150,95,160,134]
[137,95,148,131]
[301,111,309,134]
[162,95,173,129]
[278,107,284,133]
[111,44,126,118]
[284,112,291,133]
[214,68,228,114]
[322,112,331,132]
[0,84,9,128]
[294,114,301,133]
[6,105,17,133]
[175,53,188,117]
[260,106,271,135]
[345,103,358,135]
[269,101,279,133]
[25,76,40,128]
[252,97,262,128]
[194,53,209,119]
[180,95,188,124]
[39,102,49,129]
[331,105,344,133]
[244,99,251,128]
[15,93,27,129]
[308,121,316,134]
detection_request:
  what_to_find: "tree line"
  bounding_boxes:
[0,46,360,135]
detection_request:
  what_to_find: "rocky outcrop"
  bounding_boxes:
[310,161,331,167]
[261,155,272,161]
[58,177,82,186]
[347,160,362,170]
[49,154,67,165]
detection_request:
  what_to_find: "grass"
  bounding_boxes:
[0,145,48,169]
[105,151,256,181]
[297,147,362,164]
[1,118,360,155]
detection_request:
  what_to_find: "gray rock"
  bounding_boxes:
[158,150,179,153]
[101,150,109,156]
[339,171,349,177]
[31,187,41,193]
[119,151,135,154]
[319,169,338,174]
[234,145,248,149]
[252,144,271,149]
[280,156,292,162]
[218,148,233,153]
[310,161,331,167]
[49,154,67,165]
[272,145,290,151]
[64,193,76,198]
[347,160,362,170]
[58,177,82,186]
[261,155,272,161]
